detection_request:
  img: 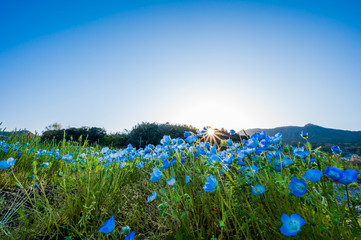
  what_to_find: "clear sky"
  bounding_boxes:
[1,0,361,133]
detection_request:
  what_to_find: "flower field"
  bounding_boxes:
[0,128,360,239]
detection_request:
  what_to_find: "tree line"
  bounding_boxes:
[41,122,241,148]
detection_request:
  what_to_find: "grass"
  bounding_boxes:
[0,131,360,239]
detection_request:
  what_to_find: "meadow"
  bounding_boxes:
[0,128,360,239]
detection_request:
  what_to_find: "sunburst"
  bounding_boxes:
[201,127,228,146]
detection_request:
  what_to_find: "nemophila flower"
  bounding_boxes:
[338,169,359,185]
[288,177,307,197]
[125,231,135,240]
[275,157,294,168]
[251,184,266,195]
[184,131,192,138]
[0,157,16,169]
[167,177,176,186]
[185,176,191,186]
[324,166,343,181]
[331,145,341,154]
[146,191,157,203]
[230,129,235,135]
[40,162,49,168]
[237,160,245,166]
[269,133,282,144]
[203,174,217,192]
[161,159,170,170]
[136,161,144,168]
[280,214,306,236]
[122,226,130,235]
[246,138,259,148]
[219,165,230,175]
[303,169,323,182]
[160,135,172,145]
[300,130,308,139]
[185,135,198,143]
[150,167,162,182]
[98,215,115,234]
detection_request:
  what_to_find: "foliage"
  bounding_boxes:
[0,130,360,239]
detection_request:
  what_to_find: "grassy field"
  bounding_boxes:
[0,129,360,239]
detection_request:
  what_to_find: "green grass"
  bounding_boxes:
[0,133,360,239]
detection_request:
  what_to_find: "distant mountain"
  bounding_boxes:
[242,124,361,154]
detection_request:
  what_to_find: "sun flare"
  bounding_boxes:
[207,128,215,136]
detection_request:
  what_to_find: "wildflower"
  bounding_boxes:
[184,131,192,138]
[269,133,282,144]
[288,177,307,197]
[122,226,130,235]
[251,184,266,195]
[230,129,235,135]
[41,162,49,168]
[98,215,115,234]
[185,135,198,143]
[303,169,323,182]
[203,174,217,192]
[280,214,306,236]
[0,157,16,169]
[338,169,359,185]
[331,145,341,155]
[185,176,191,186]
[125,231,135,240]
[275,157,294,168]
[324,166,343,181]
[166,177,176,186]
[150,167,162,182]
[146,191,157,203]
[160,159,170,170]
[300,130,308,139]
[136,161,144,168]
[160,135,172,145]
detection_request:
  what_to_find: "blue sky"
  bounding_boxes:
[1,0,361,133]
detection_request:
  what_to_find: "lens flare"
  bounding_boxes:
[207,128,215,135]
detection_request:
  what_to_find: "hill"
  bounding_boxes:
[242,123,361,155]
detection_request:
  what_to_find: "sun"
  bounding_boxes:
[201,127,226,146]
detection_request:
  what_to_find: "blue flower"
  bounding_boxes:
[98,215,115,234]
[121,226,130,235]
[269,133,282,144]
[230,129,235,135]
[331,145,341,154]
[338,169,359,185]
[303,169,323,182]
[166,177,176,186]
[324,166,343,181]
[300,130,308,139]
[251,184,266,195]
[288,177,307,197]
[41,162,49,168]
[0,157,16,169]
[280,213,306,236]
[160,159,170,170]
[146,191,157,203]
[185,176,191,186]
[203,174,217,192]
[185,135,198,143]
[150,167,162,182]
[275,157,294,168]
[184,131,192,138]
[125,231,135,240]
[160,135,172,145]
[136,161,144,168]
